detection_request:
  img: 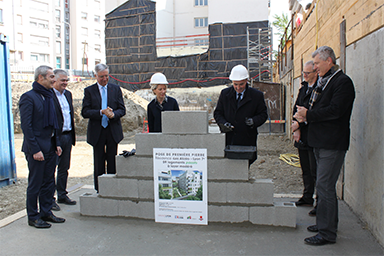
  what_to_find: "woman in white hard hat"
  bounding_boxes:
[147,73,179,132]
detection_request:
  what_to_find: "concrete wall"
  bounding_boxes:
[344,26,384,247]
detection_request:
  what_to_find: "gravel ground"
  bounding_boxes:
[0,132,301,221]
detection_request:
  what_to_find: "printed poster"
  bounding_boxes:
[153,148,208,225]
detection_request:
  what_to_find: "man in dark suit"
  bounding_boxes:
[214,64,268,165]
[295,46,355,245]
[292,61,318,212]
[81,64,126,192]
[52,69,76,206]
[19,65,66,228]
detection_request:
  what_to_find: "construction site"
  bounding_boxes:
[0,0,383,252]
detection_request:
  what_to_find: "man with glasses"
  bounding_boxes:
[292,61,318,216]
[295,46,355,245]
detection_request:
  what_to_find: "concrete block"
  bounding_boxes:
[249,205,274,225]
[98,175,139,198]
[119,200,154,220]
[178,134,225,157]
[138,179,154,199]
[162,111,208,134]
[207,182,227,203]
[273,201,296,228]
[208,205,249,223]
[135,133,179,156]
[226,179,273,205]
[208,158,248,181]
[135,133,225,157]
[116,155,153,178]
[98,174,118,197]
[79,192,119,217]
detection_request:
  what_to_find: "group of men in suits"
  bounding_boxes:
[20,63,125,228]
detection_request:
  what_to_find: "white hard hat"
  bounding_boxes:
[150,73,168,85]
[229,65,249,81]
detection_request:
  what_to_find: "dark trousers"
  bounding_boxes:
[314,148,346,242]
[93,126,117,191]
[298,148,317,202]
[26,150,56,221]
[56,133,73,199]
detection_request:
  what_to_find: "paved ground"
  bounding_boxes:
[0,185,383,256]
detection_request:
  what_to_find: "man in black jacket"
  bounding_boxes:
[295,46,355,245]
[214,65,268,165]
[292,61,318,211]
[53,69,76,206]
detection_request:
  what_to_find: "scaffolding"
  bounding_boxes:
[247,26,274,82]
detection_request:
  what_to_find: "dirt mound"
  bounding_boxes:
[12,80,148,135]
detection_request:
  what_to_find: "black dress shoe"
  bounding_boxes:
[307,225,318,232]
[41,214,66,223]
[295,198,314,206]
[308,208,317,216]
[58,196,77,205]
[28,219,51,228]
[52,201,61,211]
[304,234,335,245]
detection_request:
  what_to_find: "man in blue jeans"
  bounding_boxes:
[295,46,355,245]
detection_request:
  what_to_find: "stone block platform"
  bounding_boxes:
[80,111,296,227]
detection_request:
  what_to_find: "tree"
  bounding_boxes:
[159,184,171,199]
[272,13,291,59]
[195,186,202,201]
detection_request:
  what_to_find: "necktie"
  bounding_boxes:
[237,93,241,108]
[101,86,108,128]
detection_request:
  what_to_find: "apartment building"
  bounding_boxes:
[0,0,105,73]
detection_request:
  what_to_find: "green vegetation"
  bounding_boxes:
[158,184,171,199]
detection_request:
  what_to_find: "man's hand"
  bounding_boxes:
[292,129,301,142]
[291,120,299,132]
[102,107,114,119]
[295,106,308,122]
[33,151,44,161]
[219,122,234,133]
[245,117,254,127]
[56,146,62,156]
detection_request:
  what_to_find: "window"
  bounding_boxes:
[30,1,48,12]
[81,27,88,36]
[65,58,69,69]
[65,11,69,21]
[81,12,87,20]
[31,54,38,62]
[56,41,61,54]
[30,36,49,47]
[30,19,49,29]
[195,0,208,6]
[18,51,23,61]
[56,25,61,37]
[95,44,101,52]
[17,33,23,43]
[194,17,208,27]
[95,29,101,38]
[195,39,208,46]
[0,9,3,24]
[94,15,100,23]
[56,57,61,68]
[55,10,61,22]
[17,15,22,25]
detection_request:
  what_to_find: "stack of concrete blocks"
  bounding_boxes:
[80,111,296,227]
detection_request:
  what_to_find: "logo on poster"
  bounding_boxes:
[199,216,203,221]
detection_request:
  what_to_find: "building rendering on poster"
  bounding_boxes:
[153,148,208,225]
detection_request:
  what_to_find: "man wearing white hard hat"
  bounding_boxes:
[214,65,268,165]
[147,73,179,132]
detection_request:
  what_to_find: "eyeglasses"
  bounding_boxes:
[302,71,316,75]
